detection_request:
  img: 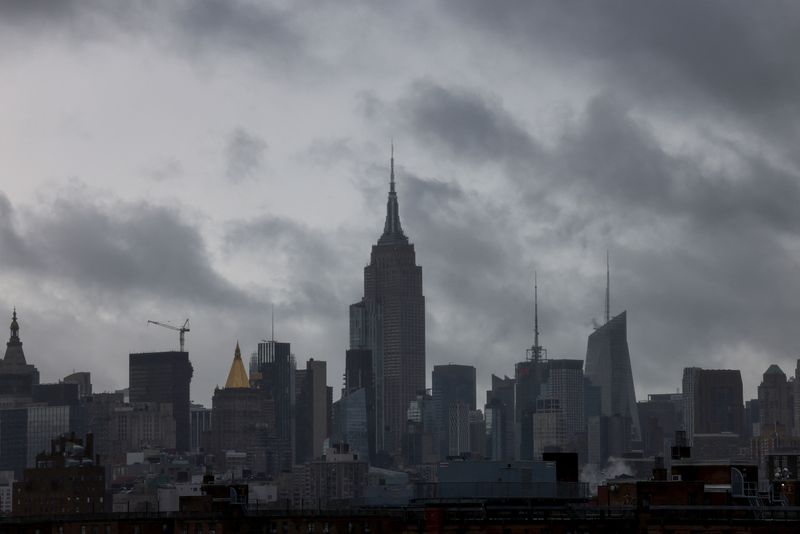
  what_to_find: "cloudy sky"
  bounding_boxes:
[2,1,800,405]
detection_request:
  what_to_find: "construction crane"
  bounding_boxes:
[147,319,190,352]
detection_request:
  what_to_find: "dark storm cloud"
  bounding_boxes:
[448,1,800,161]
[377,76,800,393]
[0,191,252,308]
[0,0,303,65]
[225,128,267,183]
[224,215,363,320]
[396,81,540,166]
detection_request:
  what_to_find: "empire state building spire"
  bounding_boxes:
[378,143,409,245]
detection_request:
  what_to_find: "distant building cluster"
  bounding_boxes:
[2,156,800,518]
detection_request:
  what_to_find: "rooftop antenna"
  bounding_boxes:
[271,304,275,342]
[605,250,610,324]
[529,271,544,362]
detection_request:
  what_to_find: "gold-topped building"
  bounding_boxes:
[211,343,272,474]
[224,342,249,389]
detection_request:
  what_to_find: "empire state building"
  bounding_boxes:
[350,150,425,459]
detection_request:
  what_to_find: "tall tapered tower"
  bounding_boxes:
[350,148,425,459]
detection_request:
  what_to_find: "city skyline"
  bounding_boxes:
[2,2,800,407]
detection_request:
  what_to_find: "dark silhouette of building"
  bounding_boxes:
[129,350,193,451]
[637,393,683,457]
[344,348,375,460]
[63,371,92,398]
[485,375,515,461]
[349,150,425,458]
[682,367,743,441]
[211,343,271,472]
[13,433,106,516]
[432,364,476,459]
[0,309,39,406]
[584,311,640,449]
[295,358,329,463]
[32,382,80,406]
[758,364,794,437]
[255,338,295,472]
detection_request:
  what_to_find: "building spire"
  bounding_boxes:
[390,140,395,193]
[271,303,275,342]
[10,308,19,341]
[530,272,544,362]
[378,143,408,245]
[605,250,610,324]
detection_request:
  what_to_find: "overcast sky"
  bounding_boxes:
[2,1,800,406]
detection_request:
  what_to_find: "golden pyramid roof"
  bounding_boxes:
[224,342,250,389]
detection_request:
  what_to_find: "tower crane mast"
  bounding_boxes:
[147,318,190,352]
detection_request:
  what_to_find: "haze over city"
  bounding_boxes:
[2,0,799,409]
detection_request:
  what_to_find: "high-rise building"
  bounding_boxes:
[295,358,328,463]
[637,393,683,457]
[432,364,476,459]
[129,351,192,451]
[485,375,515,461]
[0,310,39,407]
[345,348,375,460]
[682,367,743,442]
[757,365,794,437]
[255,338,295,471]
[211,343,271,472]
[62,372,92,399]
[349,151,425,457]
[190,403,212,453]
[584,311,640,448]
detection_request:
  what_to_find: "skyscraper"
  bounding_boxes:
[682,367,744,441]
[211,343,270,471]
[0,310,40,406]
[349,149,425,458]
[295,358,328,463]
[757,364,794,437]
[432,364,476,459]
[128,350,192,451]
[584,311,640,448]
[255,338,295,471]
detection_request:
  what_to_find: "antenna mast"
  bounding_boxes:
[605,250,610,324]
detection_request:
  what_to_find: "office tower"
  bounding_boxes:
[584,311,640,447]
[0,408,27,477]
[402,390,437,465]
[255,338,295,471]
[295,358,328,463]
[0,310,39,406]
[62,372,92,398]
[682,367,744,442]
[331,388,369,460]
[31,383,79,406]
[468,410,487,459]
[190,403,212,452]
[345,348,375,459]
[107,403,176,458]
[485,374,516,461]
[349,150,425,457]
[758,365,794,436]
[447,402,471,457]
[744,398,760,440]
[537,359,585,456]
[637,393,683,457]
[129,351,192,451]
[432,364,476,459]
[211,343,270,470]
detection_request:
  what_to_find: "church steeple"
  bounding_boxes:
[378,143,409,246]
